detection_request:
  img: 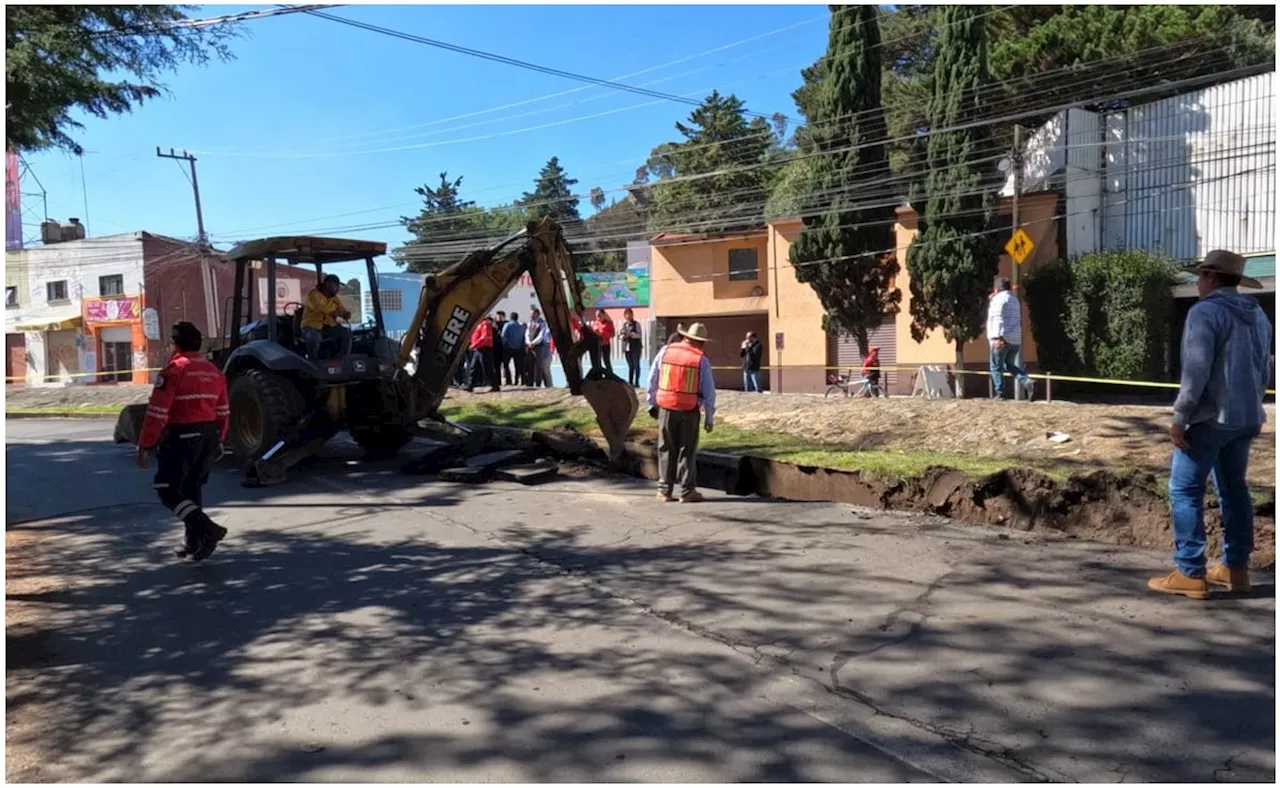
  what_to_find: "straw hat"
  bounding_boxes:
[677,322,711,343]
[1179,249,1262,289]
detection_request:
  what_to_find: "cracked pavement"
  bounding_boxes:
[7,420,1275,782]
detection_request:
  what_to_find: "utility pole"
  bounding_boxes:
[1013,127,1024,406]
[156,147,207,247]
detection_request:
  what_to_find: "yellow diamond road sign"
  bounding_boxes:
[1005,228,1035,265]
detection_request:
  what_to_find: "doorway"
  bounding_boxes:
[101,341,134,383]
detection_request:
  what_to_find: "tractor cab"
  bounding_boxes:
[214,236,414,465]
[216,236,399,381]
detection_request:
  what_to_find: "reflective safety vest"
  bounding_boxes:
[656,342,704,411]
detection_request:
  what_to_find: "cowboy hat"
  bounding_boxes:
[677,322,711,343]
[1179,249,1262,289]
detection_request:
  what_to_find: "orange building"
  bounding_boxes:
[648,191,1060,395]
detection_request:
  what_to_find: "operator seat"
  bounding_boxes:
[291,306,340,361]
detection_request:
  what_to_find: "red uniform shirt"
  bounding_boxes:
[469,321,494,351]
[139,351,230,449]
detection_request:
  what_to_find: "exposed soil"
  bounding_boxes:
[14,384,1273,490]
[453,386,1277,488]
[480,422,1276,571]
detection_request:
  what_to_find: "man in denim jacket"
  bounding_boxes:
[1149,250,1273,599]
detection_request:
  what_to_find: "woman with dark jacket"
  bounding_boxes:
[619,308,644,386]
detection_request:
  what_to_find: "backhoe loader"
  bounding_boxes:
[116,218,639,484]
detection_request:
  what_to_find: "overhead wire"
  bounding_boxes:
[249,78,1274,242]
[196,22,1232,160]
[206,38,1266,239]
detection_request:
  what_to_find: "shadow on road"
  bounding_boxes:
[5,431,1276,782]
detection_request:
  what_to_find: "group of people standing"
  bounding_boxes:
[457,306,647,391]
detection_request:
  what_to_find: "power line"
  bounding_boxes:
[230,80,1273,242]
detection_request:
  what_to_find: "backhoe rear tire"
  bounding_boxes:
[228,369,306,465]
[350,425,415,457]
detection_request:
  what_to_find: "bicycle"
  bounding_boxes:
[825,369,883,398]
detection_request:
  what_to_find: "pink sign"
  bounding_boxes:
[86,297,140,322]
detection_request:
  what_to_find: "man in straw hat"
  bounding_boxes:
[1149,250,1272,599]
[647,322,717,503]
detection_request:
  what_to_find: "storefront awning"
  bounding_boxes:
[14,315,82,332]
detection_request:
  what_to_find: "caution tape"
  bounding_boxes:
[706,364,1277,396]
[5,366,166,383]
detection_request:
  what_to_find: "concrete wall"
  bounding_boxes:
[892,192,1060,386]
[651,232,771,318]
[766,220,833,393]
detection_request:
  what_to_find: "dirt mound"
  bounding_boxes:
[898,467,1275,570]
[449,387,1276,489]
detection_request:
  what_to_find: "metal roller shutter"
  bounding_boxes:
[826,320,898,390]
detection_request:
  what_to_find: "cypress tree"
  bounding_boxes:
[789,5,898,357]
[904,4,998,394]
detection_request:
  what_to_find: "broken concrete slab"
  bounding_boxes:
[438,465,491,484]
[495,464,559,485]
[400,445,463,476]
[464,449,528,469]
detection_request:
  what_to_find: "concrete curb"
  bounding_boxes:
[5,411,120,420]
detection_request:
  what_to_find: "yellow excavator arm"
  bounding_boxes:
[394,217,638,458]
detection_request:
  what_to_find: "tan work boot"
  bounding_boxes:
[656,491,673,502]
[1206,564,1251,593]
[679,491,705,503]
[1147,570,1209,600]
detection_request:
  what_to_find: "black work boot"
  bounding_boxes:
[190,522,228,563]
[175,522,205,559]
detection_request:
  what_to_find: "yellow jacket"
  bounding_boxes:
[301,288,346,330]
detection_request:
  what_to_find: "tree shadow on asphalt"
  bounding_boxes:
[5,435,1276,782]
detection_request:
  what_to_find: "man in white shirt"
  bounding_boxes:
[986,276,1033,400]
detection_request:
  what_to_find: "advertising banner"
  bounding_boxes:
[85,296,140,322]
[579,261,650,308]
[5,149,21,252]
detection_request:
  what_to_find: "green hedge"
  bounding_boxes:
[1024,250,1178,381]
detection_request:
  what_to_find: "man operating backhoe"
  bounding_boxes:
[301,274,353,361]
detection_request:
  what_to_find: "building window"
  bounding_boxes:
[99,274,124,297]
[5,286,16,308]
[47,280,68,302]
[728,248,759,281]
[365,289,403,313]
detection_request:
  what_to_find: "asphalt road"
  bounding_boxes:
[5,418,1275,783]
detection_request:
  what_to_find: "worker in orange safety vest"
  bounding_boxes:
[646,322,716,503]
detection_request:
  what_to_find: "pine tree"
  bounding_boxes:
[904,5,998,395]
[788,6,898,357]
[397,172,478,273]
[520,156,580,226]
[647,90,772,233]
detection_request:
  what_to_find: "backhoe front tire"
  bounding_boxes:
[228,369,306,465]
[350,425,414,458]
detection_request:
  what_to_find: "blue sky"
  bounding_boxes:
[21,4,830,283]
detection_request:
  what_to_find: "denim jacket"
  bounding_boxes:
[1173,287,1273,429]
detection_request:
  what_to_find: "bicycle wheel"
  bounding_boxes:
[825,385,846,398]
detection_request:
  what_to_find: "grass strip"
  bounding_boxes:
[440,400,1047,480]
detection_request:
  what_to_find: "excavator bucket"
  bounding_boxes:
[580,369,639,461]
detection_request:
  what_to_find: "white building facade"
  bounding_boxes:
[5,233,147,385]
[1004,72,1275,269]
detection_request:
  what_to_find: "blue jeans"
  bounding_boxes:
[989,341,1031,398]
[303,325,352,361]
[1169,423,1259,576]
[744,369,762,392]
